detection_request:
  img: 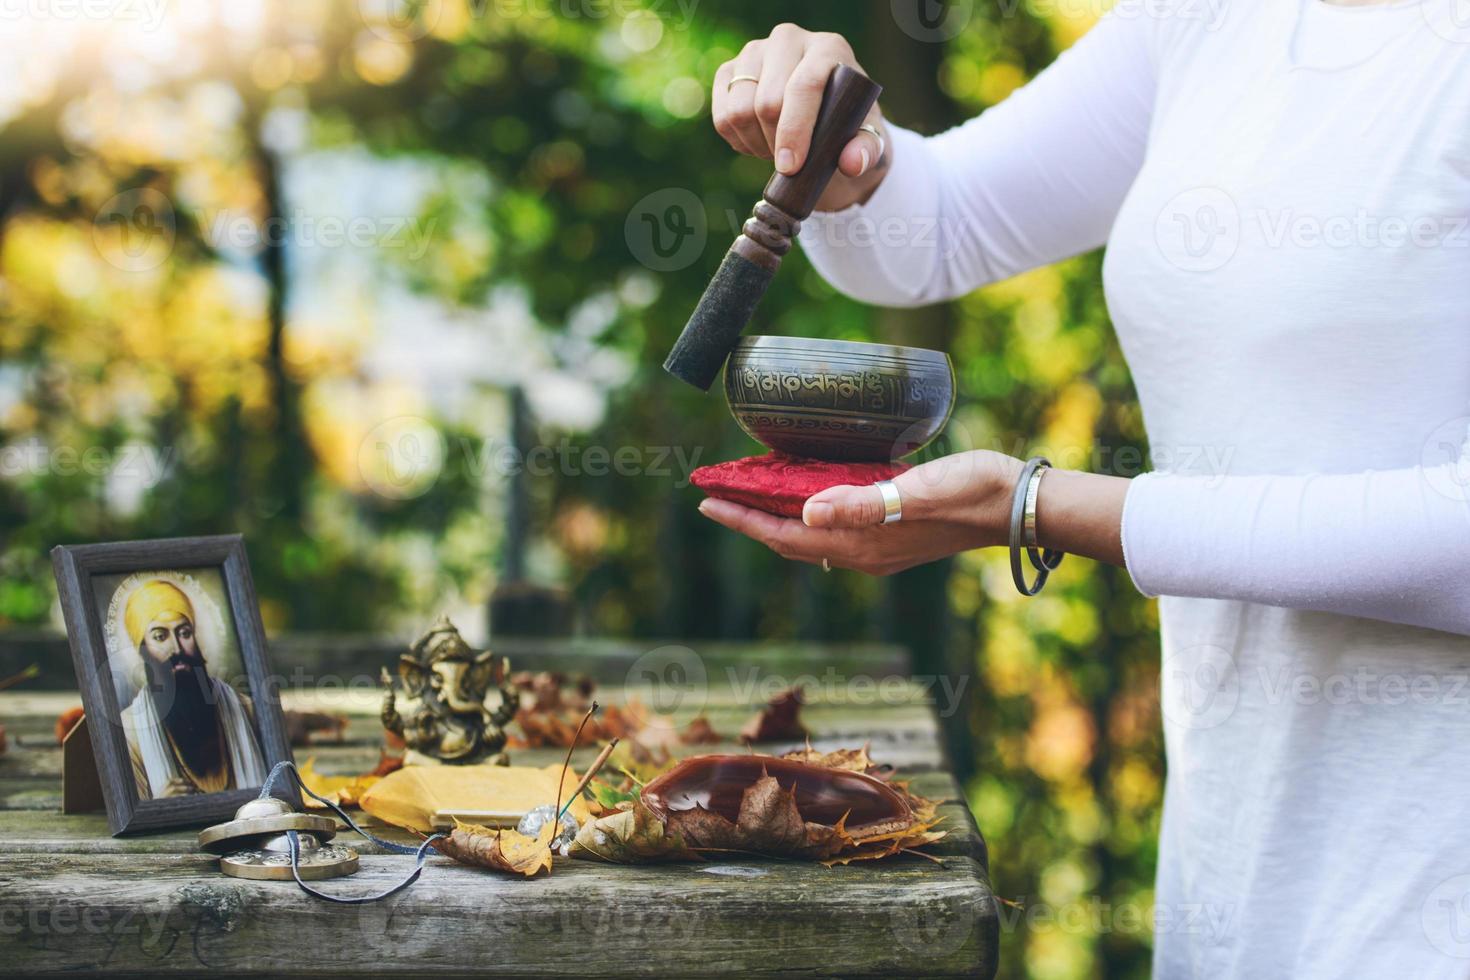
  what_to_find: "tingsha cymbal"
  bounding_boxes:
[199,796,358,881]
[220,842,360,881]
[198,796,339,855]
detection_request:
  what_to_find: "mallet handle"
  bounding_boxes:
[732,64,883,272]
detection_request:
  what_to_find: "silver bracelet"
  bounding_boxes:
[1009,457,1065,596]
[1023,467,1044,549]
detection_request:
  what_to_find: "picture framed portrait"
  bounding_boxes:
[51,535,297,834]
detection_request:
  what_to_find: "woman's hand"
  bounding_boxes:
[712,24,889,213]
[698,451,1022,575]
[698,450,1131,574]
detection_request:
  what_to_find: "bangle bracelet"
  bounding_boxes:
[1009,457,1065,596]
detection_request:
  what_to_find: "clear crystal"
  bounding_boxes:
[517,803,578,848]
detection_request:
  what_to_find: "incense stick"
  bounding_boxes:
[552,701,598,823]
[557,738,620,822]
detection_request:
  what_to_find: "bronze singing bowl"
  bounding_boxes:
[723,336,956,462]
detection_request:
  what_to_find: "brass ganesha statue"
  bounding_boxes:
[380,616,517,765]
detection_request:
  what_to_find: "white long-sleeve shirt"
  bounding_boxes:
[798,1,1470,975]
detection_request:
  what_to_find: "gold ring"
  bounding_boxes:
[727,74,760,92]
[822,558,832,573]
[858,123,886,164]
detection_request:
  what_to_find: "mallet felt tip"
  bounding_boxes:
[663,64,883,391]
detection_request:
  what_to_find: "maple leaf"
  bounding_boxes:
[567,752,946,863]
[664,771,855,860]
[677,715,721,744]
[600,700,651,739]
[625,712,722,762]
[511,671,629,748]
[739,686,807,743]
[779,743,884,775]
[570,801,700,863]
[511,669,595,715]
[511,683,664,749]
[513,709,580,748]
[623,736,674,769]
[820,826,949,867]
[297,755,397,809]
[431,821,554,877]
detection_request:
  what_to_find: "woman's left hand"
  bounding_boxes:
[697,450,1023,575]
[697,449,1130,574]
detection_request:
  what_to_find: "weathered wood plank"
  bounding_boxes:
[0,770,978,857]
[0,849,997,978]
[0,680,994,977]
[0,685,959,724]
[0,629,917,689]
[0,731,948,786]
[0,689,958,790]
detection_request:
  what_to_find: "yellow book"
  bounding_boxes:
[360,764,594,833]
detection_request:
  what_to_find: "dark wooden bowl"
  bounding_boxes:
[723,336,955,462]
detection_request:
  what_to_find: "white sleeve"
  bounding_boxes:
[797,8,1161,306]
[1122,456,1470,636]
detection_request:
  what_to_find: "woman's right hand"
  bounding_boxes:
[712,24,889,213]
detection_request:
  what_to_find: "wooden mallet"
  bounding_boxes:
[663,64,883,390]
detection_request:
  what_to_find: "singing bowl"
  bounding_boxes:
[723,336,955,462]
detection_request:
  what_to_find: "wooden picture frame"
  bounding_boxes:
[51,535,298,835]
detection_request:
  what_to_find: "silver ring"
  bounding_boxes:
[875,479,902,524]
[858,123,885,164]
[822,558,832,573]
[727,74,759,92]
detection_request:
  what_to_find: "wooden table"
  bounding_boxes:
[0,683,998,977]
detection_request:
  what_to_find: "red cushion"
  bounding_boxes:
[691,452,909,519]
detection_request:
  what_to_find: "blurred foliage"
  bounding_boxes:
[0,1,1162,976]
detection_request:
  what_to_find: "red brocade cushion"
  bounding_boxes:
[690,452,910,519]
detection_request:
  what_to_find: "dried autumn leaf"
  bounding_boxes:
[664,772,855,859]
[368,748,406,779]
[515,702,639,748]
[512,669,594,715]
[600,700,651,739]
[570,801,699,863]
[510,672,623,748]
[283,709,348,747]
[297,756,391,809]
[624,710,719,759]
[819,779,949,865]
[879,773,943,829]
[739,686,807,743]
[600,751,951,866]
[611,749,678,790]
[779,743,883,775]
[55,705,85,745]
[820,827,949,867]
[432,821,554,877]
[678,716,721,744]
[623,735,674,769]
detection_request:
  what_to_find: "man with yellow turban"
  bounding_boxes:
[118,578,266,799]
